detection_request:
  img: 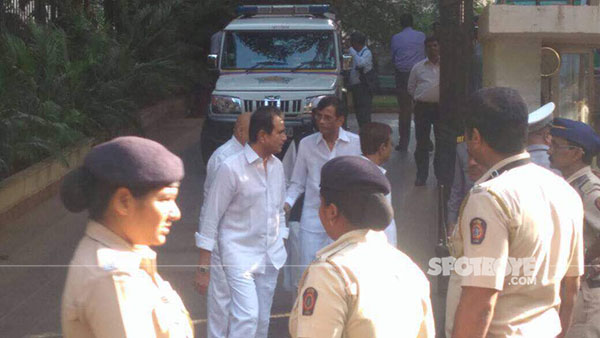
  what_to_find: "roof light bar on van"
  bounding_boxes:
[236,4,330,16]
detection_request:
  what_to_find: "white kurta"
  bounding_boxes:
[285,128,361,234]
[197,144,288,337]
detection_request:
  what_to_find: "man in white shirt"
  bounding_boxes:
[195,107,289,338]
[194,112,250,338]
[348,31,374,128]
[407,36,440,186]
[359,122,397,246]
[284,96,361,278]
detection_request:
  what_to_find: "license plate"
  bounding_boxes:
[286,127,294,138]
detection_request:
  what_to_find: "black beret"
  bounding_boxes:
[84,136,184,187]
[320,156,390,195]
[551,118,600,155]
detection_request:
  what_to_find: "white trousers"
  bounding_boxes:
[566,280,600,338]
[223,262,279,338]
[299,229,333,269]
[445,272,462,337]
[283,221,302,294]
[207,245,231,338]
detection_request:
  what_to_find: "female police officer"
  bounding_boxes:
[289,156,434,337]
[60,136,193,337]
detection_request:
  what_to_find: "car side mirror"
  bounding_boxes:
[207,54,218,69]
[342,55,353,71]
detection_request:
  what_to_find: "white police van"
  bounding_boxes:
[201,4,351,163]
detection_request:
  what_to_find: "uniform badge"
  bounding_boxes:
[470,218,487,245]
[302,287,318,316]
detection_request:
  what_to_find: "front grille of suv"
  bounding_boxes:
[244,100,303,113]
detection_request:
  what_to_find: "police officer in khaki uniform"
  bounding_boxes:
[60,136,193,338]
[450,88,584,338]
[289,156,434,338]
[547,118,600,338]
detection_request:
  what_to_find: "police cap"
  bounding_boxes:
[550,118,600,155]
[320,156,392,230]
[61,136,184,212]
[320,156,390,195]
[528,102,554,132]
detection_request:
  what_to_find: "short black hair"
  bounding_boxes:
[249,106,283,144]
[350,31,366,46]
[321,189,390,231]
[317,96,345,118]
[360,122,392,155]
[400,14,413,28]
[425,35,439,45]
[464,87,528,155]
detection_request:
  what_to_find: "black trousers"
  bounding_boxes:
[414,102,440,181]
[350,83,372,129]
[414,101,456,186]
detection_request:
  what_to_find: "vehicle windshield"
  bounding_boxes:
[221,30,336,70]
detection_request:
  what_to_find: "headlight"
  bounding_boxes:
[211,95,243,114]
[304,95,327,114]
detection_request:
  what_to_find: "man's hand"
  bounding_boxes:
[193,249,212,295]
[284,203,292,221]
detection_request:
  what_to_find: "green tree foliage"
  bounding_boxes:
[333,0,439,44]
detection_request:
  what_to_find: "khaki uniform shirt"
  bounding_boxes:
[450,153,584,337]
[62,221,193,338]
[566,166,600,252]
[289,229,434,338]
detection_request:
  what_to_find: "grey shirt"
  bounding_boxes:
[526,144,560,175]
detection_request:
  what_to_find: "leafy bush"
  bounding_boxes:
[0,6,182,179]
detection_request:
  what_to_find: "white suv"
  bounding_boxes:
[201,4,350,163]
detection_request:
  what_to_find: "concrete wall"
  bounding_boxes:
[480,4,600,111]
[482,38,542,110]
[481,5,600,44]
[0,97,189,224]
[0,140,93,223]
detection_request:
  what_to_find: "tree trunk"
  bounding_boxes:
[436,0,474,190]
[34,0,47,23]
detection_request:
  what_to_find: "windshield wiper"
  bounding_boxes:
[291,61,331,72]
[246,61,286,73]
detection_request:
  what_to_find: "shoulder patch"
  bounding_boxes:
[456,136,465,143]
[302,287,318,316]
[471,185,486,194]
[470,218,487,245]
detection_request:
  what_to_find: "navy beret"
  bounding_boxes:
[84,136,184,187]
[550,118,600,155]
[320,156,390,195]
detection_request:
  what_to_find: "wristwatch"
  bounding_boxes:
[197,266,209,273]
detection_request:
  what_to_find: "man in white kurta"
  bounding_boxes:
[195,113,250,338]
[196,108,288,338]
[284,97,361,274]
